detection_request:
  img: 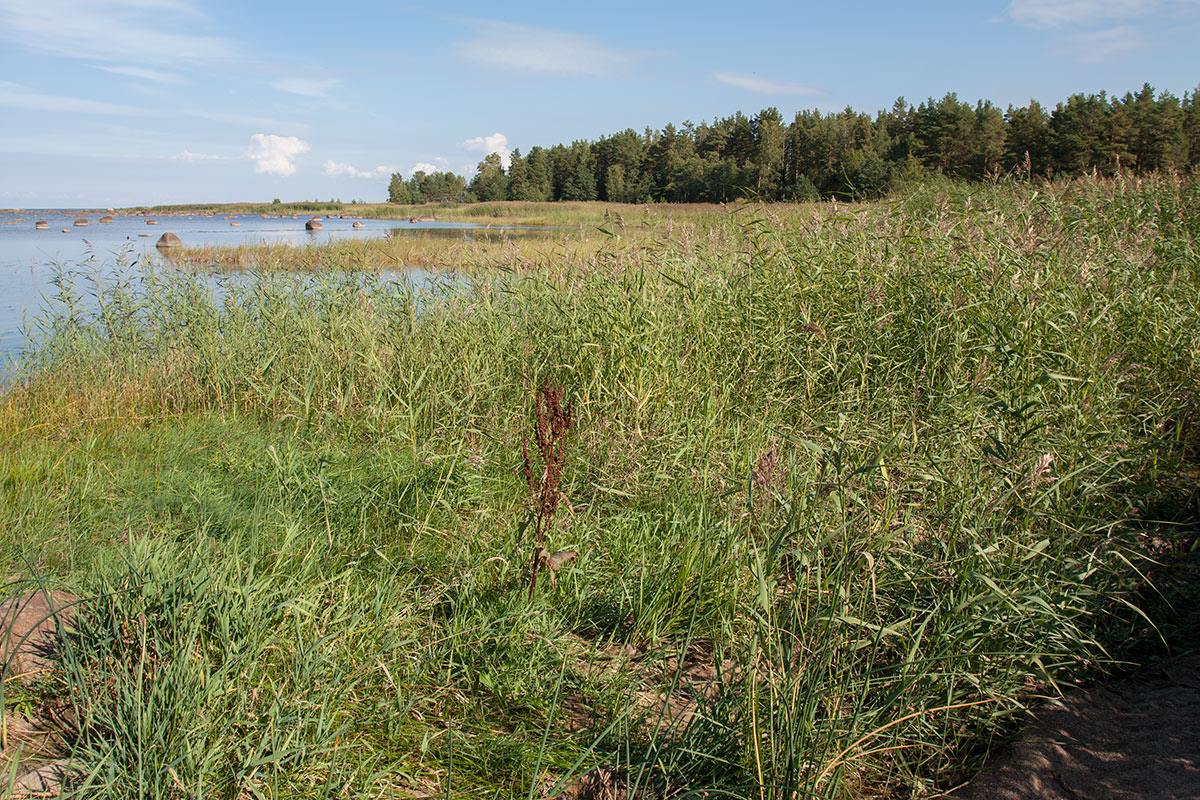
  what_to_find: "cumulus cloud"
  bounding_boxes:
[409,161,447,175]
[714,72,820,95]
[0,81,149,115]
[322,161,397,179]
[456,20,638,77]
[247,133,309,176]
[273,77,341,97]
[459,132,512,169]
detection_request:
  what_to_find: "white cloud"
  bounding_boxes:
[97,65,185,84]
[714,72,820,95]
[322,161,397,179]
[409,161,447,176]
[459,132,512,169]
[247,134,309,177]
[1007,0,1155,26]
[172,149,226,162]
[273,77,341,97]
[1057,24,1146,60]
[0,81,149,115]
[456,20,637,77]
[0,0,235,66]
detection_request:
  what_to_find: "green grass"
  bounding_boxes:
[2,174,1199,798]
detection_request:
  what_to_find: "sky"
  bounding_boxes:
[0,0,1197,208]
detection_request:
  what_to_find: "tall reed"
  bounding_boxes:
[2,174,1197,798]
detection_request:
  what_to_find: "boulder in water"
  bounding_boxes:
[99,215,113,224]
[155,232,182,249]
[352,221,365,228]
[305,218,323,231]
[35,220,48,230]
[145,219,158,225]
[72,218,88,226]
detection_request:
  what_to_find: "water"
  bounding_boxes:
[0,209,551,370]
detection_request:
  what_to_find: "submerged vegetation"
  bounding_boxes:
[2,174,1199,798]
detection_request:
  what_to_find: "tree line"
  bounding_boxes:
[387,83,1200,204]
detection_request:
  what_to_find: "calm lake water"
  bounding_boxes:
[0,209,540,370]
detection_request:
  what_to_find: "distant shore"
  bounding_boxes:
[2,199,737,228]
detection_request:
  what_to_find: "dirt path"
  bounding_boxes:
[960,650,1200,799]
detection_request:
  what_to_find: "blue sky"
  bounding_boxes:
[1,0,1197,207]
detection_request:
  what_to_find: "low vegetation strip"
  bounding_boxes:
[1,175,1198,798]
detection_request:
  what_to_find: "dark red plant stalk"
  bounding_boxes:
[523,379,575,599]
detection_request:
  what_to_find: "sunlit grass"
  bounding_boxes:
[2,173,1198,798]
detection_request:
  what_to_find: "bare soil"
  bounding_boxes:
[960,650,1200,800]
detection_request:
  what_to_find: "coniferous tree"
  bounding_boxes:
[1004,101,1053,177]
[505,149,529,201]
[387,172,414,204]
[469,153,509,201]
[523,147,554,201]
[1051,93,1116,175]
[383,82,1193,204]
[752,108,787,197]
[1183,86,1200,167]
[973,101,1007,178]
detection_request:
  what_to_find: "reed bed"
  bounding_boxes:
[164,226,626,272]
[162,203,760,272]
[2,174,1198,799]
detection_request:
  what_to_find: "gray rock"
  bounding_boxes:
[0,590,77,684]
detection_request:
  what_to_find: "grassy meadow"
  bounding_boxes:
[2,175,1199,798]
